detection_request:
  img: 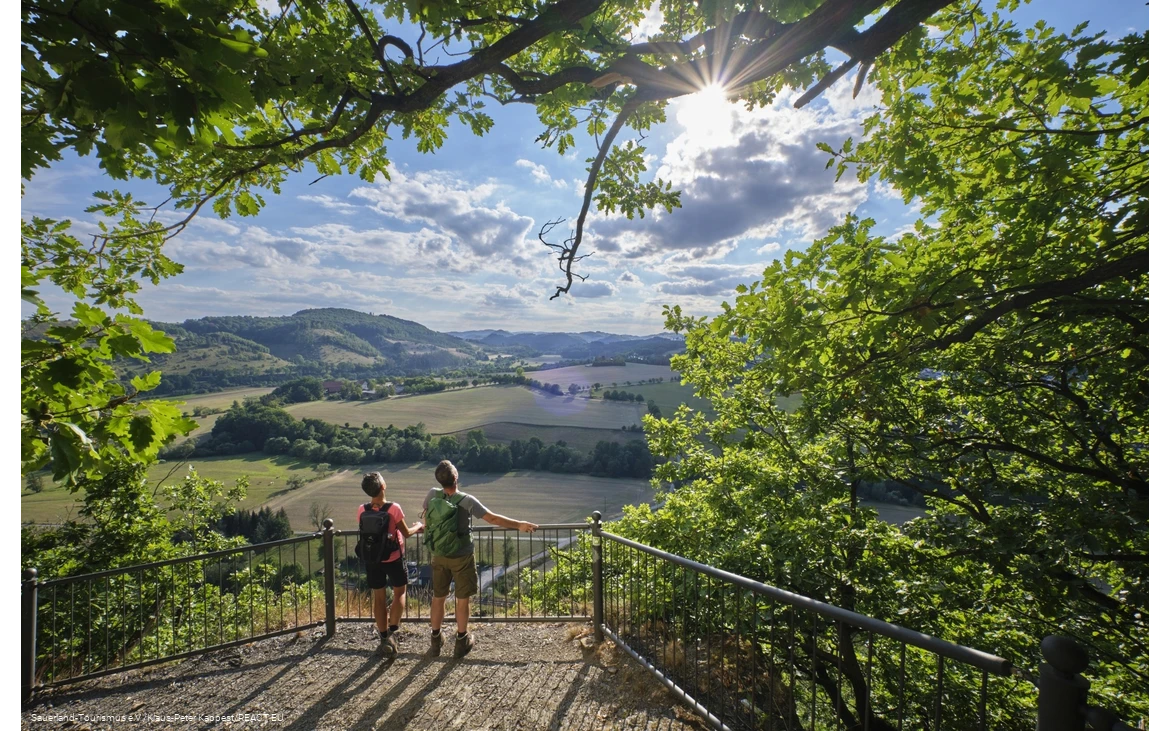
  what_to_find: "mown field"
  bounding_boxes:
[21,455,325,525]
[22,455,920,532]
[155,386,276,413]
[527,363,674,389]
[445,422,644,452]
[266,463,655,531]
[517,354,563,366]
[286,386,645,432]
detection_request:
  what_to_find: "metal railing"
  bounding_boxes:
[21,521,591,694]
[21,512,1141,730]
[22,533,325,689]
[329,523,592,623]
[585,513,1141,731]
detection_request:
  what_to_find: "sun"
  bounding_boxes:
[674,83,736,145]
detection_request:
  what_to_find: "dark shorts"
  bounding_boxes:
[366,555,408,591]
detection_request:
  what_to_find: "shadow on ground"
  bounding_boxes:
[23,623,704,731]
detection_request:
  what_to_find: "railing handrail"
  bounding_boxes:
[600,529,1015,677]
[36,533,321,588]
[330,523,591,535]
[34,524,592,588]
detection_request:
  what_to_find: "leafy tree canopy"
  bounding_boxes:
[21,0,953,482]
[644,2,1147,723]
[23,0,953,293]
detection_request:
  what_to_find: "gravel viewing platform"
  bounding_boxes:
[22,623,705,731]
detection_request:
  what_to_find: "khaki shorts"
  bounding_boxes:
[432,553,477,599]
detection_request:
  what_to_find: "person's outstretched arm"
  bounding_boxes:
[483,511,538,533]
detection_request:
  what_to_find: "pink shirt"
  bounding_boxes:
[357,501,406,562]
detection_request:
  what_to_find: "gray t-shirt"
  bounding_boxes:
[423,488,488,557]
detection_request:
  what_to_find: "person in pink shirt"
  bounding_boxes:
[358,472,422,660]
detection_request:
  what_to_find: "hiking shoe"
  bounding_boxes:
[378,633,399,662]
[429,632,444,657]
[454,632,475,658]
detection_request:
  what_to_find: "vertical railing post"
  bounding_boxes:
[322,519,336,637]
[22,568,38,704]
[591,511,604,645]
[1036,635,1089,731]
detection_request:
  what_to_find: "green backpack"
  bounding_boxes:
[424,492,472,557]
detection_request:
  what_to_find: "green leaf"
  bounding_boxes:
[128,415,156,451]
[125,320,175,354]
[49,430,82,482]
[130,371,163,392]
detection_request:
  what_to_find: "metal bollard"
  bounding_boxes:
[591,510,603,645]
[1036,635,1089,731]
[22,568,39,704]
[322,520,336,637]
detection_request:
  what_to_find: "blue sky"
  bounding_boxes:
[19,0,1150,336]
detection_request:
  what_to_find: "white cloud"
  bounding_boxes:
[290,223,471,271]
[298,194,361,214]
[350,164,535,261]
[189,217,242,236]
[631,0,664,42]
[479,283,543,310]
[515,159,569,189]
[571,280,617,298]
[757,242,783,254]
[169,226,320,270]
[653,262,764,298]
[591,87,871,261]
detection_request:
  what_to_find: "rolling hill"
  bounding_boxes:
[145,308,480,372]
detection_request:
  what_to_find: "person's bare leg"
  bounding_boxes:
[370,587,388,633]
[389,586,406,628]
[455,598,470,634]
[430,595,446,631]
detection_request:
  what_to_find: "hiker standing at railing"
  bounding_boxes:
[357,472,423,663]
[423,460,538,658]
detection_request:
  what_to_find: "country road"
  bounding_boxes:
[478,532,581,594]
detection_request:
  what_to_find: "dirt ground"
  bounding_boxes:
[22,623,706,731]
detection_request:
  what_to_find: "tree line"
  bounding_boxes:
[216,506,294,544]
[179,400,657,479]
[601,390,645,402]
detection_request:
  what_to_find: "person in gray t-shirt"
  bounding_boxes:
[421,488,488,557]
[423,460,538,658]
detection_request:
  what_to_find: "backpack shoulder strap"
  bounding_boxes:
[378,502,392,514]
[364,502,374,512]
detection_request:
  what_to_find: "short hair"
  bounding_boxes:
[434,460,459,488]
[361,472,385,497]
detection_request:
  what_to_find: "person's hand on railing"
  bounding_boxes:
[518,521,539,534]
[409,521,423,534]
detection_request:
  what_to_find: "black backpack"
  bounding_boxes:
[355,502,400,563]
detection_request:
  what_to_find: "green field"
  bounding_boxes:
[155,386,276,413]
[517,355,563,366]
[286,385,645,431]
[615,381,709,415]
[21,455,326,525]
[266,463,654,531]
[445,422,644,452]
[614,382,802,417]
[527,363,675,389]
